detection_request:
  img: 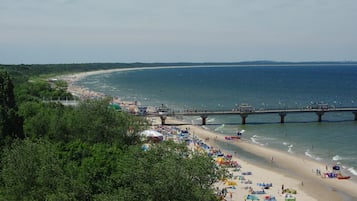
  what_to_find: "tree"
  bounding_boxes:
[0,70,24,145]
[112,141,227,201]
[67,99,147,146]
[0,139,70,200]
[59,140,124,200]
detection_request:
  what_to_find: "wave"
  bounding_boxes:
[201,126,209,130]
[332,155,343,161]
[347,167,357,176]
[283,142,289,146]
[305,150,322,161]
[282,142,294,153]
[288,144,294,153]
[251,135,265,146]
[207,118,215,123]
[332,155,355,161]
[214,124,225,131]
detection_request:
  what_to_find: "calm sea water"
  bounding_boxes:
[76,64,357,177]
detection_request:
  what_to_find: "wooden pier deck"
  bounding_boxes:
[144,107,357,125]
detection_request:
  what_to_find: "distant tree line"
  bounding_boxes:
[3,61,356,84]
[0,65,228,201]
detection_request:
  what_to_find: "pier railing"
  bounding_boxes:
[143,106,357,125]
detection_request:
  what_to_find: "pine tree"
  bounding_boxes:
[0,70,24,145]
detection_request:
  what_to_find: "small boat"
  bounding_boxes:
[225,130,245,140]
[337,175,351,180]
[225,136,240,140]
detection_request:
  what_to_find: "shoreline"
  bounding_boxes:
[163,117,357,201]
[58,67,357,201]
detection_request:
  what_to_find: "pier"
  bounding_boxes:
[49,100,357,125]
[144,106,357,125]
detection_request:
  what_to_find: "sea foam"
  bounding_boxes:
[347,167,357,176]
[332,155,342,161]
[251,135,265,146]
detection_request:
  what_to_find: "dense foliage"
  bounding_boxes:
[0,66,227,201]
[0,70,24,146]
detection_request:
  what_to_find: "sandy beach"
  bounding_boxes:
[162,117,357,201]
[58,68,357,201]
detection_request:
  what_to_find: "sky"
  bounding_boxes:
[1,0,357,64]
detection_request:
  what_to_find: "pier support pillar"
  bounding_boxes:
[353,112,357,121]
[200,115,208,125]
[160,115,167,125]
[279,112,287,123]
[240,114,248,125]
[315,111,325,122]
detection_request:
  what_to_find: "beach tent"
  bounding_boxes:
[140,130,163,137]
[285,193,296,201]
[140,130,164,141]
[108,103,121,111]
[246,194,260,200]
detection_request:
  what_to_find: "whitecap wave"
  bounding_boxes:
[332,155,354,161]
[201,126,209,130]
[305,150,313,158]
[347,167,357,176]
[288,144,294,153]
[207,118,215,123]
[283,142,289,146]
[250,135,265,146]
[214,124,225,131]
[332,155,341,161]
[305,150,323,161]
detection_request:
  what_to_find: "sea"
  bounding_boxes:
[75,64,357,178]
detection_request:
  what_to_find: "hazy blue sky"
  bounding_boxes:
[1,0,356,64]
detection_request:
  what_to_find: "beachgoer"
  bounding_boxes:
[282,184,284,191]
